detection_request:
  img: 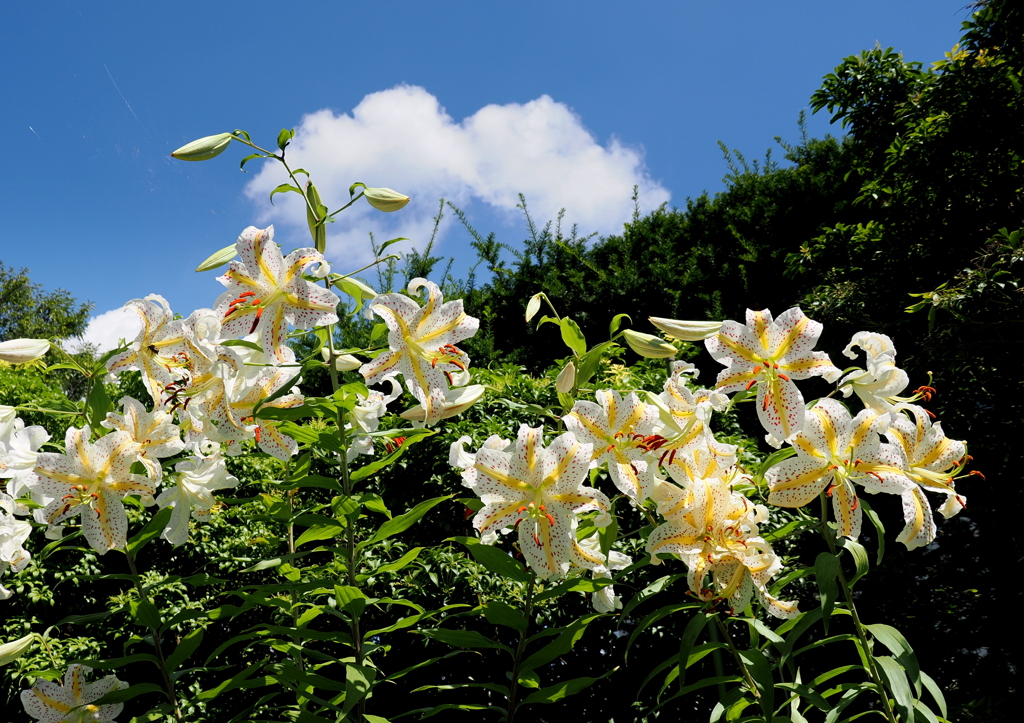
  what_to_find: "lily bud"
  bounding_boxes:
[621,329,677,359]
[320,348,362,371]
[0,338,50,364]
[525,294,542,322]
[0,633,34,666]
[400,385,485,422]
[555,361,576,393]
[363,187,411,213]
[171,132,233,162]
[196,243,238,272]
[648,317,723,341]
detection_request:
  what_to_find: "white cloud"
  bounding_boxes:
[243,85,671,270]
[71,307,141,353]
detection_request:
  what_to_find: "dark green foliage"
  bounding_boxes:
[0,262,92,342]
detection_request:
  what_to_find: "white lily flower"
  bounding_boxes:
[647,477,798,618]
[707,308,841,441]
[460,425,609,579]
[155,454,238,545]
[361,278,479,425]
[21,664,127,723]
[214,225,340,364]
[33,428,153,554]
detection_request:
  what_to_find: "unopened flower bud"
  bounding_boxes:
[171,132,233,162]
[320,348,362,371]
[401,385,485,423]
[0,338,50,364]
[525,294,542,322]
[363,187,410,212]
[196,243,238,272]
[621,329,677,359]
[648,317,723,341]
[556,361,576,393]
[0,633,34,666]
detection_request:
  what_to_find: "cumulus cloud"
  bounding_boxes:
[244,85,670,269]
[71,307,141,354]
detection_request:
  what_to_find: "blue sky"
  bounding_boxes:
[1,1,970,349]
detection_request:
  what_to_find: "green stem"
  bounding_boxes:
[230,135,321,225]
[818,494,899,723]
[322,278,366,720]
[505,571,537,723]
[327,192,365,218]
[125,550,184,723]
[712,613,760,699]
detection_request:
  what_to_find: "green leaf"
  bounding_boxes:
[676,611,711,692]
[814,552,840,634]
[447,537,529,583]
[277,421,320,444]
[421,628,512,652]
[220,339,264,352]
[866,623,920,691]
[239,152,264,172]
[334,585,367,617]
[252,369,304,417]
[919,670,947,719]
[373,546,424,576]
[752,446,797,487]
[294,515,345,548]
[625,603,698,660]
[620,574,678,618]
[519,614,600,672]
[775,681,831,711]
[69,653,160,670]
[126,507,172,557]
[270,183,302,205]
[196,659,270,701]
[350,428,436,482]
[574,340,617,387]
[842,539,870,587]
[367,495,453,545]
[608,313,631,337]
[483,600,527,633]
[92,683,165,706]
[129,600,162,630]
[85,379,112,431]
[165,628,203,674]
[520,668,616,705]
[277,127,294,151]
[342,664,376,718]
[874,655,914,722]
[860,498,886,564]
[559,318,587,358]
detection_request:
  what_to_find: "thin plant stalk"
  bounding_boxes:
[818,493,899,723]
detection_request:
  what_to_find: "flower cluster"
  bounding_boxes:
[452,306,973,617]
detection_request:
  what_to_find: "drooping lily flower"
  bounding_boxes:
[1,492,32,600]
[155,454,238,545]
[21,664,127,723]
[361,278,479,425]
[459,425,610,580]
[707,308,841,442]
[214,226,341,364]
[766,399,910,540]
[1,407,50,506]
[647,476,798,618]
[885,404,968,549]
[838,331,911,413]
[32,428,153,554]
